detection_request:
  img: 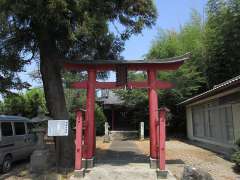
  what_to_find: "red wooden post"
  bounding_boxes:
[156,113,160,160]
[75,111,83,170]
[71,81,173,90]
[148,69,158,164]
[84,68,96,159]
[158,108,168,170]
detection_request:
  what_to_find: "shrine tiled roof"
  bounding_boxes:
[97,90,124,105]
[180,75,240,105]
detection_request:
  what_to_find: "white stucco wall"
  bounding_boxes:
[186,106,193,140]
[186,89,240,149]
[232,103,240,141]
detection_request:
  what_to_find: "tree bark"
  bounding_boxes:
[39,40,74,170]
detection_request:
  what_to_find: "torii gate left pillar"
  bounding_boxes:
[83,68,96,168]
[148,68,159,168]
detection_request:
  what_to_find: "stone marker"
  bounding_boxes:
[140,122,144,140]
[181,165,214,180]
[103,122,110,143]
[30,112,52,174]
[30,127,51,173]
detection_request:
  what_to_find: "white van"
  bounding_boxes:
[0,115,37,173]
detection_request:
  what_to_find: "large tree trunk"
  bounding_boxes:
[39,40,74,170]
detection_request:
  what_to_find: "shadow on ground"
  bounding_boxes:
[166,159,185,165]
[233,165,240,175]
[96,147,185,167]
[96,148,148,166]
[0,159,29,179]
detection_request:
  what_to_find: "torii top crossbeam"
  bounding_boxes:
[64,53,189,71]
[64,53,189,89]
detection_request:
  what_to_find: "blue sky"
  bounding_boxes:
[20,0,208,87]
[121,0,208,59]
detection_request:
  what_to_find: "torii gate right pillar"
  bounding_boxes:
[148,68,159,168]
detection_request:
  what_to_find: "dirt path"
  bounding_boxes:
[135,139,240,180]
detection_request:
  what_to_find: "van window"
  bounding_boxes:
[2,122,13,136]
[27,123,34,134]
[14,122,26,135]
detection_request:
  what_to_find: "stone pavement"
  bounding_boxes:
[83,139,157,180]
[74,137,176,180]
[96,139,149,164]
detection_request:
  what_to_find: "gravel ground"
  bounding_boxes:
[2,138,239,180]
[0,137,110,180]
[135,139,240,180]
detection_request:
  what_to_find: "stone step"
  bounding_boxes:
[70,164,176,180]
[110,130,138,140]
[85,164,155,180]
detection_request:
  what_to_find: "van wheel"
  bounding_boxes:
[2,155,12,173]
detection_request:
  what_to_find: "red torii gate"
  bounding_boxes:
[64,53,189,174]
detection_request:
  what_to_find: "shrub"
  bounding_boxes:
[231,151,240,167]
[95,104,106,136]
[231,139,240,169]
[235,138,240,147]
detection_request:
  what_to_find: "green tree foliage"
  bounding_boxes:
[116,11,207,134]
[0,85,107,134]
[0,1,157,167]
[0,59,30,95]
[66,93,107,135]
[63,71,87,109]
[24,88,47,118]
[115,89,149,132]
[114,72,149,132]
[0,101,4,113]
[0,88,47,118]
[63,71,106,134]
[0,13,30,95]
[66,95,106,135]
[205,0,240,87]
[1,94,26,116]
[148,11,207,132]
[95,104,107,135]
[148,11,207,97]
[148,10,206,95]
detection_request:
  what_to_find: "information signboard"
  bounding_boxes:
[48,120,69,136]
